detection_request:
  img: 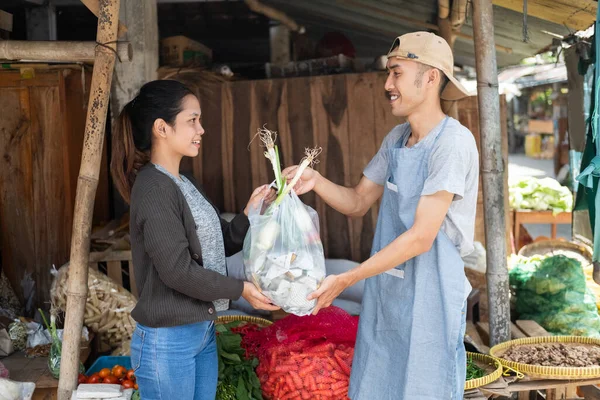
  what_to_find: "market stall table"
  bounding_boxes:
[468,320,600,399]
[513,210,572,248]
[1,333,94,400]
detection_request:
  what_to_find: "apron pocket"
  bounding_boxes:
[374,272,413,332]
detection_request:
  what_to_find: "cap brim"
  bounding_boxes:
[441,73,470,101]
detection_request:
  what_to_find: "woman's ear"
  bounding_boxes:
[153,118,168,139]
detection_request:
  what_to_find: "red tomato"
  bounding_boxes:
[99,368,111,379]
[112,365,127,379]
[126,370,136,382]
[121,380,135,389]
[87,373,101,384]
[103,375,120,384]
[78,374,88,384]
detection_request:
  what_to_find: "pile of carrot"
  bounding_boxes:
[256,341,354,400]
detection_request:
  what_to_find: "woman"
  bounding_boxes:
[110,80,278,400]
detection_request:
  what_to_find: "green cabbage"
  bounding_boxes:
[509,176,573,213]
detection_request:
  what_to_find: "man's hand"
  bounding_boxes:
[282,165,320,195]
[307,274,351,315]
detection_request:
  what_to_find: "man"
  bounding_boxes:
[284,31,479,399]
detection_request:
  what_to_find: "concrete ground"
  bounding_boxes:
[508,154,571,241]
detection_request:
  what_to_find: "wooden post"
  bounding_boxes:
[438,0,458,120]
[270,24,290,65]
[57,0,121,398]
[0,40,132,63]
[472,0,511,346]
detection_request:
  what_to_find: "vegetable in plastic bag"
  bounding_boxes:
[509,255,600,337]
[244,128,326,316]
[39,309,85,379]
[8,321,27,352]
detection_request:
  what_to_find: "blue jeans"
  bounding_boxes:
[130,320,217,400]
[451,301,468,400]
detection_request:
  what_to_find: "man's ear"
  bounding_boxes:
[429,68,440,87]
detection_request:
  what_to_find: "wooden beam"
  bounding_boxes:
[80,0,128,38]
[0,10,13,32]
[337,0,513,53]
[516,320,550,337]
[492,0,596,32]
[0,41,132,63]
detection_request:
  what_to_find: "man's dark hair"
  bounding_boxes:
[414,63,449,95]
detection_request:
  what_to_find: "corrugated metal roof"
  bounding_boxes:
[263,0,589,68]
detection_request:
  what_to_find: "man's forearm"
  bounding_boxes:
[313,174,368,217]
[345,228,431,286]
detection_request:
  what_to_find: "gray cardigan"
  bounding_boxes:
[129,164,247,327]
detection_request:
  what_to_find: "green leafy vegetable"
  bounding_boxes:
[509,176,573,213]
[509,255,600,337]
[216,322,263,400]
[466,356,486,381]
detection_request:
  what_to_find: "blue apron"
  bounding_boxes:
[349,117,468,400]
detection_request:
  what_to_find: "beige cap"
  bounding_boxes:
[387,31,470,101]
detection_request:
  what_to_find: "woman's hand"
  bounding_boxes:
[242,282,280,311]
[281,165,321,196]
[244,185,276,216]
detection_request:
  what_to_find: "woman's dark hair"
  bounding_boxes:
[110,80,194,203]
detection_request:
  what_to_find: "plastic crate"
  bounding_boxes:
[86,356,131,375]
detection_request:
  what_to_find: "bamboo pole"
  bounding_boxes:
[0,40,132,63]
[472,0,510,346]
[57,0,121,398]
[80,0,128,38]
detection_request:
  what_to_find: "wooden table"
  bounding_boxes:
[1,334,94,400]
[468,320,600,399]
[513,210,572,248]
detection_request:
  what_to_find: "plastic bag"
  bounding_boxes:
[8,321,27,352]
[26,321,51,349]
[244,128,325,316]
[510,254,600,337]
[0,378,35,400]
[244,306,358,400]
[244,191,326,316]
[51,263,137,348]
[37,310,85,379]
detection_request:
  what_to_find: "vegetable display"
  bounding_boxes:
[77,363,138,390]
[509,255,600,337]
[244,127,326,316]
[243,306,359,400]
[216,321,263,400]
[509,176,573,213]
[466,356,486,381]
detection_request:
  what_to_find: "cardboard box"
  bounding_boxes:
[160,36,213,67]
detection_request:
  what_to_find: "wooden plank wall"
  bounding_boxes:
[188,72,508,262]
[0,69,110,311]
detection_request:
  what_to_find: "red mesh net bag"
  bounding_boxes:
[243,306,359,400]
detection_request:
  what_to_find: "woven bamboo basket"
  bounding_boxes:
[216,314,273,327]
[465,352,503,390]
[490,336,600,379]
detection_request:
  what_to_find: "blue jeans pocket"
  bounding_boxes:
[130,328,145,372]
